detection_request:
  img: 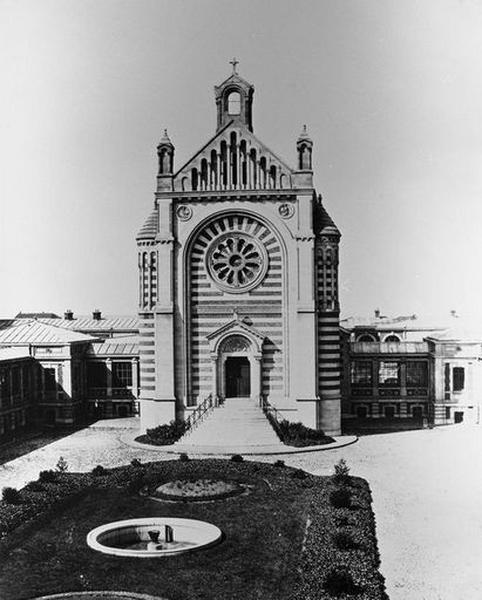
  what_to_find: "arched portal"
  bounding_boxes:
[210,333,262,401]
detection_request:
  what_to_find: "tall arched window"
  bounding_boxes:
[227,91,241,115]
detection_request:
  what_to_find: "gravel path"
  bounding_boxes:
[1,419,481,600]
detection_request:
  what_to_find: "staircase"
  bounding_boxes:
[175,397,283,449]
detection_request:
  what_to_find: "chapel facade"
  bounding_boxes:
[136,65,342,436]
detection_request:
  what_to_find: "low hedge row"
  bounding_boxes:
[134,420,187,445]
[265,412,336,447]
[293,476,388,599]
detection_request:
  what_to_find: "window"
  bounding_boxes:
[406,361,428,387]
[350,361,372,385]
[357,334,376,342]
[227,91,241,115]
[384,334,400,342]
[87,362,107,388]
[384,405,395,418]
[444,363,451,392]
[453,367,465,392]
[445,407,451,419]
[112,362,132,387]
[44,368,56,392]
[379,361,400,386]
[11,368,20,395]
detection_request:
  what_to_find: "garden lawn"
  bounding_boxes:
[0,459,386,600]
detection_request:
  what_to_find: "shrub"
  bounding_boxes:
[291,469,308,480]
[230,454,244,463]
[329,486,352,509]
[335,514,350,527]
[333,458,350,486]
[333,529,358,550]
[39,470,58,483]
[2,487,21,504]
[24,481,44,492]
[142,420,187,445]
[55,456,68,473]
[274,459,285,468]
[179,453,190,462]
[91,465,107,477]
[275,419,335,447]
[324,567,358,596]
[130,458,142,468]
[127,472,145,493]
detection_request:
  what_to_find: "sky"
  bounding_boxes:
[1,0,482,321]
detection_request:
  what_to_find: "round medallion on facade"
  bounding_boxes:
[206,232,268,293]
[278,203,295,219]
[177,205,193,221]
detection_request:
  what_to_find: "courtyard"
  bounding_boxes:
[1,421,481,599]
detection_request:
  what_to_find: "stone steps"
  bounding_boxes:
[176,397,281,447]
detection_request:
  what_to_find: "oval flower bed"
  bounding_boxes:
[152,479,245,502]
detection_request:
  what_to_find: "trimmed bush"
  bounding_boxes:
[91,465,107,477]
[24,481,44,492]
[332,529,358,550]
[329,486,352,509]
[274,459,285,468]
[39,470,58,483]
[324,567,358,596]
[230,454,244,463]
[137,420,187,446]
[2,487,21,505]
[272,419,335,447]
[130,458,142,468]
[333,458,351,486]
[179,453,190,462]
[291,469,308,480]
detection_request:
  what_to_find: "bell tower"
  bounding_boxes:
[215,58,255,132]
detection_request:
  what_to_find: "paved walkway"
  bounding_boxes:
[1,419,481,600]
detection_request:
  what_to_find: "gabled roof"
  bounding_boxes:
[0,319,96,346]
[206,318,266,343]
[174,121,294,180]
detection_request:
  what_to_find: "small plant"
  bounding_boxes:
[127,472,145,493]
[274,459,285,468]
[335,514,350,527]
[324,567,358,596]
[179,453,190,462]
[24,481,44,492]
[230,454,244,463]
[329,486,352,509]
[91,465,107,477]
[55,456,68,473]
[130,458,142,468]
[291,468,307,480]
[2,486,21,504]
[333,458,350,486]
[39,470,58,483]
[333,530,358,550]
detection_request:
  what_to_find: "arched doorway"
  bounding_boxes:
[225,356,250,397]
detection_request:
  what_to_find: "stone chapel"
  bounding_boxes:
[136,64,342,436]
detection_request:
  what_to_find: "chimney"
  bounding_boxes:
[64,309,74,321]
[374,308,380,319]
[92,309,102,321]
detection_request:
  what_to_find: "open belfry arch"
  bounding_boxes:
[136,62,342,436]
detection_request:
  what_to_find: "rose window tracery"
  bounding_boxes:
[206,232,268,293]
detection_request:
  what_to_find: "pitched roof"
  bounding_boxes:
[38,315,139,333]
[88,335,139,356]
[0,319,96,346]
[314,195,340,236]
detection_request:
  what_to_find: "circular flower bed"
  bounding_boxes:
[152,479,245,502]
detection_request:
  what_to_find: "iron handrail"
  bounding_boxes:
[259,395,283,438]
[184,394,219,432]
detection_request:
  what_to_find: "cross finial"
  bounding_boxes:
[229,57,239,74]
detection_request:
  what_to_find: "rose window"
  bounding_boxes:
[206,233,268,293]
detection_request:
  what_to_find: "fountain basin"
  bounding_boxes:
[86,518,222,558]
